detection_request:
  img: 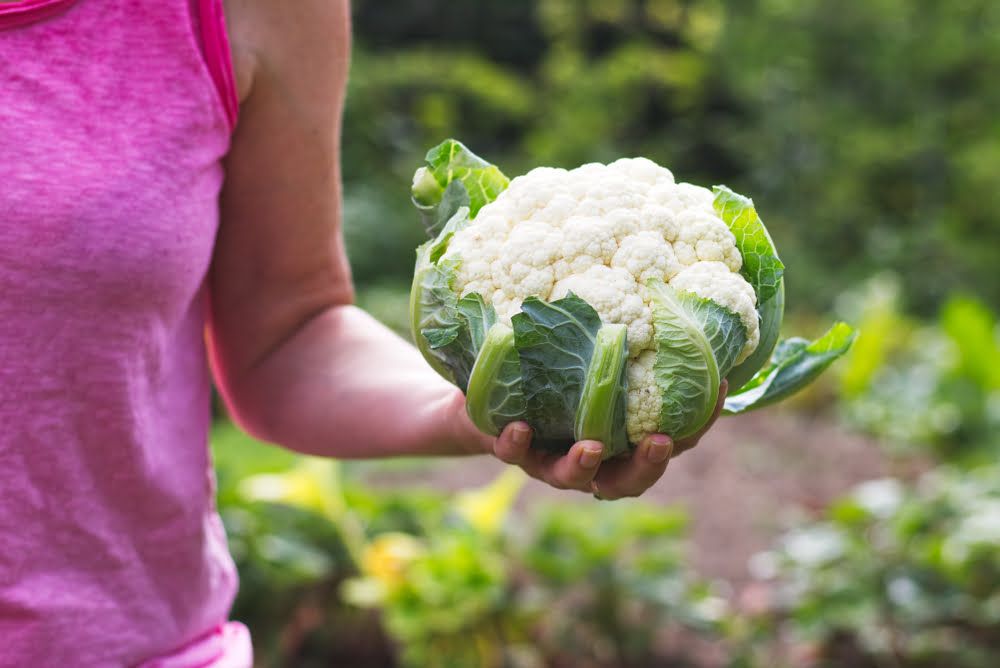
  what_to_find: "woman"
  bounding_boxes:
[0,0,723,665]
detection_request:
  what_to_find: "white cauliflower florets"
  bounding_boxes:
[440,158,760,441]
[672,210,743,272]
[552,217,619,280]
[611,230,682,284]
[490,221,562,304]
[551,265,651,357]
[625,351,660,444]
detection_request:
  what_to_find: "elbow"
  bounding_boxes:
[212,373,287,446]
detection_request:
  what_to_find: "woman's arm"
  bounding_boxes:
[209,0,720,497]
[209,0,464,456]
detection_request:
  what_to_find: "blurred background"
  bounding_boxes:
[214,1,1000,665]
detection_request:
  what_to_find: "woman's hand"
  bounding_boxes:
[454,381,728,500]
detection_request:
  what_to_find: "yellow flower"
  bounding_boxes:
[454,468,527,535]
[342,533,425,608]
[362,532,426,586]
[237,458,345,519]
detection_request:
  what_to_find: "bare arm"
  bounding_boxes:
[209,0,720,496]
[209,0,474,457]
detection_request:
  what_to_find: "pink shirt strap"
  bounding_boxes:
[196,0,239,131]
[0,0,78,30]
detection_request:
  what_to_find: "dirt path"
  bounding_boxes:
[361,410,920,591]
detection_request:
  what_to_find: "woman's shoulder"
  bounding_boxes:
[223,0,350,104]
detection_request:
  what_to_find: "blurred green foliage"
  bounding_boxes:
[213,427,728,667]
[739,467,1000,667]
[523,503,729,666]
[836,276,1000,461]
[343,0,1000,315]
[718,0,1000,314]
[215,416,1000,667]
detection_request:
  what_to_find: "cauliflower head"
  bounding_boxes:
[411,140,851,459]
[440,159,759,442]
[444,159,756,358]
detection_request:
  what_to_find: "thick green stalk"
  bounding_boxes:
[574,324,630,458]
[466,324,518,436]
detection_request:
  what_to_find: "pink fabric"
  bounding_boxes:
[137,622,253,668]
[0,0,77,30]
[193,0,238,130]
[0,1,249,666]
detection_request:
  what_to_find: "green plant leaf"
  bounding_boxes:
[411,139,509,237]
[422,293,498,393]
[412,179,471,241]
[458,293,496,354]
[409,209,476,387]
[421,313,479,392]
[575,324,630,458]
[512,294,603,452]
[940,295,1000,391]
[648,282,745,439]
[713,185,785,305]
[724,322,858,414]
[726,281,785,389]
[410,257,460,383]
[466,324,527,436]
[702,302,751,380]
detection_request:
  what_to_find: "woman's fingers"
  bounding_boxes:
[493,422,534,463]
[494,423,603,491]
[542,440,604,490]
[494,425,676,497]
[494,377,727,497]
[590,435,673,500]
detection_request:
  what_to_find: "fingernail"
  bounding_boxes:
[646,435,672,463]
[579,443,603,468]
[512,424,532,448]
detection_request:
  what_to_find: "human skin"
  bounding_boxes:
[210,0,725,500]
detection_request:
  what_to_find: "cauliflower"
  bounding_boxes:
[444,158,759,371]
[411,140,855,458]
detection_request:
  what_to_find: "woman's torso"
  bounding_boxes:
[0,1,247,664]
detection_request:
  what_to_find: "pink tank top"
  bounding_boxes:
[1,1,251,665]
